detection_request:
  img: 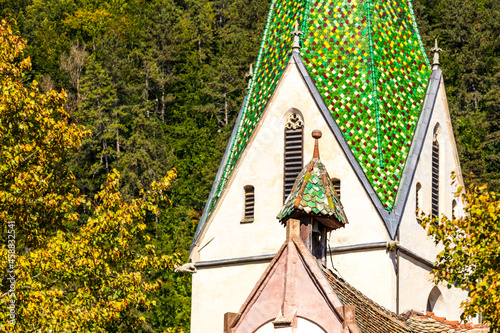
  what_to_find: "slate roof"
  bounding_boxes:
[320,265,491,333]
[277,156,347,226]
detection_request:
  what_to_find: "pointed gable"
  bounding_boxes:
[194,0,432,245]
[226,237,347,333]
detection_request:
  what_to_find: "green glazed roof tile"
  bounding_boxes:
[277,157,348,225]
[205,0,430,219]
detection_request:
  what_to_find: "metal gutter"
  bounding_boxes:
[327,241,434,270]
[194,254,275,269]
[194,242,434,270]
[399,245,435,270]
[327,242,387,254]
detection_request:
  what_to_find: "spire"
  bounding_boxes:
[192,0,433,249]
[277,130,348,230]
[291,21,302,52]
[431,39,443,69]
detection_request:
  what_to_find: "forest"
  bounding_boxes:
[0,0,498,332]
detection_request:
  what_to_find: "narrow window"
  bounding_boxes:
[431,138,439,218]
[242,185,255,223]
[416,182,422,217]
[284,113,304,202]
[332,179,341,200]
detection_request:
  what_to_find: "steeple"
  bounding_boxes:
[278,130,348,263]
[193,0,433,246]
[278,130,347,229]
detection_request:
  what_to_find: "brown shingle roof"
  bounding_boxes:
[320,266,490,333]
[320,265,413,333]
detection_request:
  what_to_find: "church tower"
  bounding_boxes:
[189,1,467,331]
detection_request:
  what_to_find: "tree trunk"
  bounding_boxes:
[224,91,228,125]
[161,71,165,122]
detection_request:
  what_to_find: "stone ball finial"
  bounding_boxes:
[312,129,322,139]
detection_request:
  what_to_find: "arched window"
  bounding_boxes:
[416,182,422,218]
[427,286,446,316]
[431,125,440,218]
[332,178,341,200]
[242,185,255,223]
[284,112,304,202]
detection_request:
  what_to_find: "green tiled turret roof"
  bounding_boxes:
[278,132,348,227]
[200,0,430,235]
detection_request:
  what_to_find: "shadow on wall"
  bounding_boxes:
[427,286,446,317]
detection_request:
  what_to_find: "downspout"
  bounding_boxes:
[387,238,400,314]
[396,229,400,314]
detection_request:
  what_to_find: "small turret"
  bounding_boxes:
[278,130,348,263]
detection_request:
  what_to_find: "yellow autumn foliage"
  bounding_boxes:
[0,20,180,332]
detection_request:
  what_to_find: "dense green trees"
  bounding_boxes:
[414,0,500,188]
[1,0,272,331]
[0,20,180,331]
[0,0,498,331]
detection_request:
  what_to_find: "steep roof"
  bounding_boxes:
[277,146,347,227]
[322,265,413,333]
[193,0,435,247]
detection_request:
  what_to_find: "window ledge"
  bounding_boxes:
[240,218,254,224]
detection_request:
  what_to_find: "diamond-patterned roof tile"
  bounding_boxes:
[278,149,348,226]
[206,0,430,218]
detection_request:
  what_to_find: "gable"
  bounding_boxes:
[228,237,345,333]
[193,0,436,247]
[191,57,391,262]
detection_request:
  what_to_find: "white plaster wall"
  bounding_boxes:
[400,78,464,259]
[400,81,465,245]
[398,256,467,319]
[327,250,396,310]
[191,62,469,331]
[193,57,388,262]
[191,58,392,331]
[191,262,269,333]
[398,77,467,318]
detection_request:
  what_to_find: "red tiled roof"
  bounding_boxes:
[320,266,491,333]
[401,310,490,333]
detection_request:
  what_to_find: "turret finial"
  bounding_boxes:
[430,39,443,69]
[312,130,322,158]
[291,21,303,52]
[245,63,254,90]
